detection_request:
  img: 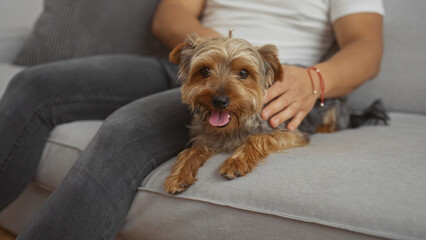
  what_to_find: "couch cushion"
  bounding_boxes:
[13,0,169,66]
[129,112,426,240]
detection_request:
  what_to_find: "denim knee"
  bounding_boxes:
[90,89,190,166]
[71,105,158,187]
[4,67,61,105]
[95,104,149,147]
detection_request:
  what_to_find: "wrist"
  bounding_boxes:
[312,62,339,99]
[307,66,325,107]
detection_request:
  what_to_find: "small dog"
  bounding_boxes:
[164,32,388,194]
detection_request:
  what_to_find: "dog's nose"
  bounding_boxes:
[212,95,230,109]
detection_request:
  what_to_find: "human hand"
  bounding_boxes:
[261,65,318,131]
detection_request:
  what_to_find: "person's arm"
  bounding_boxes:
[316,13,384,97]
[261,13,384,130]
[152,0,221,49]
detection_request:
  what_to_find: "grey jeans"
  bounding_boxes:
[0,55,190,239]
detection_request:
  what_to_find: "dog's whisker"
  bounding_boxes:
[202,112,210,122]
[199,106,210,122]
[235,112,241,125]
[202,108,208,119]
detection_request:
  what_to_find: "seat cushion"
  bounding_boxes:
[1,112,426,239]
[129,112,426,240]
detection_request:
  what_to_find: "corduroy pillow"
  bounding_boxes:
[13,0,169,66]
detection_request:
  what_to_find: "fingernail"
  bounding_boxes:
[271,118,279,127]
[262,109,270,119]
[263,94,268,103]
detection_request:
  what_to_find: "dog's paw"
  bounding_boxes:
[219,157,254,180]
[164,174,195,194]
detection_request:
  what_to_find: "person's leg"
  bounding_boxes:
[0,55,177,210]
[17,88,190,240]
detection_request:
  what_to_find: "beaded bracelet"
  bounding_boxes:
[307,66,325,107]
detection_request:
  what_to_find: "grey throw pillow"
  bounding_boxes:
[13,0,169,66]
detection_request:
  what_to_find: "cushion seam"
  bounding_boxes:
[46,138,85,152]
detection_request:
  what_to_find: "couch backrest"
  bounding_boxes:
[2,0,425,114]
[348,0,426,114]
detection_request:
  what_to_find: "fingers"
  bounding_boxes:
[263,80,288,104]
[287,111,308,132]
[269,103,298,128]
[268,105,308,130]
[262,93,294,122]
[261,64,314,130]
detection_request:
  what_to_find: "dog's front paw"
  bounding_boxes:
[219,157,254,180]
[164,174,195,194]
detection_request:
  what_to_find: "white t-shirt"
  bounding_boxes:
[201,0,384,66]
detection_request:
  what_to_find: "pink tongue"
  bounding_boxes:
[209,110,231,127]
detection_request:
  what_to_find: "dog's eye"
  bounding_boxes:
[238,69,249,79]
[200,67,211,78]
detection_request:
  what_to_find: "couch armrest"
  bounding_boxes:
[0,28,32,64]
[0,0,43,64]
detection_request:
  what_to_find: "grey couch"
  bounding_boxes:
[1,1,426,239]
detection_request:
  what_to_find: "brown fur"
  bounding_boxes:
[164,33,308,194]
[316,108,338,133]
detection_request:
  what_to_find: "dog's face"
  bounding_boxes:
[170,33,283,131]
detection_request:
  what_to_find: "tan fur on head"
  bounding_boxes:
[228,29,233,38]
[169,33,283,84]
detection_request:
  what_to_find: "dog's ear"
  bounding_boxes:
[169,33,204,64]
[169,42,187,64]
[170,33,206,83]
[257,44,284,86]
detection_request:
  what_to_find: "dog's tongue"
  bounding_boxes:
[209,110,231,127]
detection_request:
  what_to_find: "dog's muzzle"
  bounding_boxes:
[209,95,231,127]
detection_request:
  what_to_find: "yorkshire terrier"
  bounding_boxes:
[164,32,388,194]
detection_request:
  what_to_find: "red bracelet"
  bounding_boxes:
[307,66,325,107]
